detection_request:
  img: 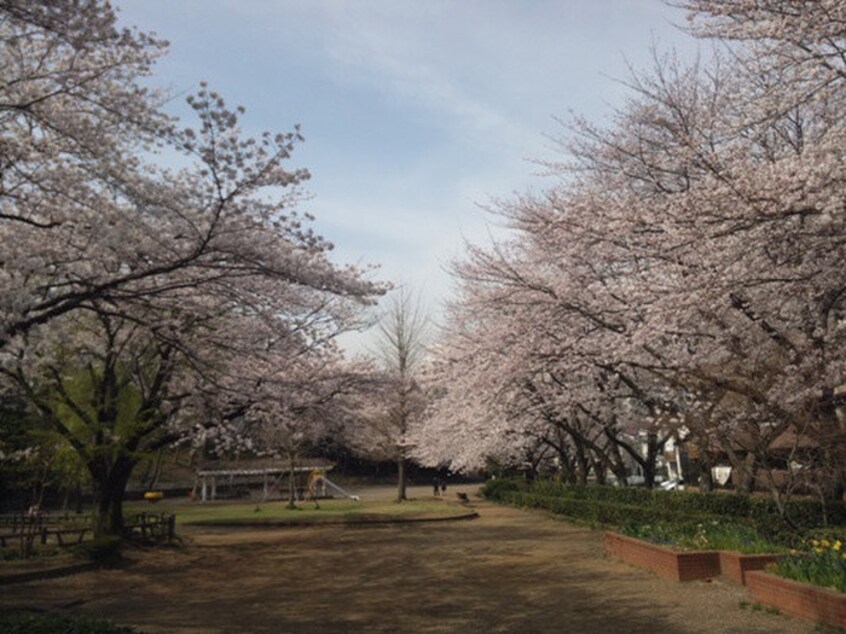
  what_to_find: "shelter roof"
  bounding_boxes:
[196,457,334,476]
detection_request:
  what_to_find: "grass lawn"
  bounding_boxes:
[125,497,472,527]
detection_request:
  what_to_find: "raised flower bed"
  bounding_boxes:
[604,532,784,585]
[603,532,721,582]
[718,551,783,585]
[746,571,845,629]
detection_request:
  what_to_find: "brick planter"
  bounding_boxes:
[718,551,783,586]
[746,570,846,629]
[604,532,720,582]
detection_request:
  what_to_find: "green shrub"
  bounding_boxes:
[0,610,135,633]
[480,477,524,501]
[503,491,721,530]
[513,479,846,540]
[488,479,846,550]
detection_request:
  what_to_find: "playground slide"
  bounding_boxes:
[321,477,360,501]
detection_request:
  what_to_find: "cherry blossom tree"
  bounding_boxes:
[0,1,385,535]
[420,2,845,508]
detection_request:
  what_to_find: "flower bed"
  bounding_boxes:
[746,570,845,629]
[621,519,785,554]
[772,536,846,593]
[718,551,783,585]
[620,521,785,585]
[604,532,785,586]
[603,532,721,582]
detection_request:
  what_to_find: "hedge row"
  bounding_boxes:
[482,478,846,540]
[501,491,723,532]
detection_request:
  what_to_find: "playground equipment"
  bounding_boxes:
[194,459,336,503]
[321,475,360,501]
[306,470,360,502]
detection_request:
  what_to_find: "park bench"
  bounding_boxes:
[53,528,89,546]
[126,512,175,542]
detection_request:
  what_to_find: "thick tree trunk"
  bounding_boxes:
[590,454,607,485]
[396,457,407,502]
[695,435,714,492]
[575,444,590,485]
[603,429,631,485]
[737,454,755,494]
[91,459,135,538]
[557,447,577,484]
[643,432,660,489]
[698,460,714,492]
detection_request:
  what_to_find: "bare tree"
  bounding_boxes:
[365,287,429,503]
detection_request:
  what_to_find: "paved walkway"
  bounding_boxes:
[0,494,815,633]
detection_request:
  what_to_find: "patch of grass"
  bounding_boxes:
[0,609,135,633]
[126,498,470,527]
[0,544,61,561]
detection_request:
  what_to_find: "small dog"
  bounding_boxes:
[456,491,470,503]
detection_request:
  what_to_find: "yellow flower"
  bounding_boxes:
[834,540,842,552]
[814,547,823,554]
[821,539,830,548]
[811,539,820,547]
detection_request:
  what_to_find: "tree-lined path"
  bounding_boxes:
[0,490,812,633]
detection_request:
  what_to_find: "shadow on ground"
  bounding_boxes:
[0,498,813,633]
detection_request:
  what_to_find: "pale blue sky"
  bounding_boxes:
[117,1,700,351]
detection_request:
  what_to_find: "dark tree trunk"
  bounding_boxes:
[91,457,135,538]
[286,452,298,509]
[558,447,577,485]
[396,457,407,502]
[737,454,755,495]
[590,453,607,485]
[698,460,714,492]
[643,431,660,489]
[695,434,714,492]
[575,443,590,485]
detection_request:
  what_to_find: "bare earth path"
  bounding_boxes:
[0,488,815,633]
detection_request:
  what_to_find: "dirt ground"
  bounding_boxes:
[0,486,818,633]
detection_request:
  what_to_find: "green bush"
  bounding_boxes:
[486,478,846,548]
[508,479,845,534]
[480,477,524,501]
[0,610,135,633]
[503,491,720,529]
